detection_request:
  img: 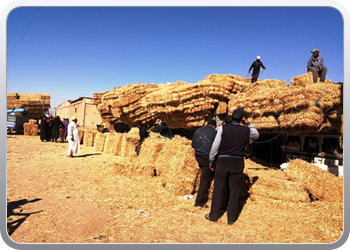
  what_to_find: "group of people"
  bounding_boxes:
[40,115,70,143]
[191,108,259,225]
[248,48,327,84]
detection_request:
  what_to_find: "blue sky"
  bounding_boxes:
[6,6,344,113]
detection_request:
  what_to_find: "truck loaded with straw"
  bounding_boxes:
[92,72,342,169]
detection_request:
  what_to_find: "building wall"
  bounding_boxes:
[55,98,102,129]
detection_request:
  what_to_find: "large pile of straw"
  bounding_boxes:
[228,73,343,134]
[7,93,51,120]
[79,127,343,221]
[80,127,200,195]
[75,125,342,241]
[93,73,342,134]
[93,74,251,129]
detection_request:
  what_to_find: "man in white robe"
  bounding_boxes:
[67,116,80,158]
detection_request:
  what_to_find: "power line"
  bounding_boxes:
[7,7,41,59]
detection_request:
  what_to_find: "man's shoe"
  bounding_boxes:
[205,214,217,222]
[194,204,209,209]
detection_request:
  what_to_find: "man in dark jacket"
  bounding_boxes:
[205,108,259,225]
[135,121,149,156]
[248,56,266,83]
[191,119,217,208]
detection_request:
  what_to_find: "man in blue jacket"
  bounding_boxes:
[191,119,217,208]
[307,48,327,83]
[205,108,259,225]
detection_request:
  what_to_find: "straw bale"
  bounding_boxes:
[29,119,37,124]
[290,73,314,87]
[83,129,97,147]
[78,127,85,144]
[216,101,227,115]
[249,177,310,202]
[284,159,343,203]
[93,132,107,152]
[249,116,279,130]
[278,106,324,129]
[112,157,136,176]
[118,134,136,158]
[155,136,198,195]
[103,133,123,155]
[248,79,287,90]
[133,133,169,176]
[23,123,38,136]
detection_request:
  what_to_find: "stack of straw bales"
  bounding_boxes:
[7,93,51,119]
[23,119,38,136]
[79,126,200,195]
[93,74,251,129]
[228,73,342,134]
[93,73,342,134]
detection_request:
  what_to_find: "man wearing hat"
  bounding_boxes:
[307,48,327,83]
[248,56,267,83]
[67,116,80,158]
[191,119,218,208]
[205,108,259,225]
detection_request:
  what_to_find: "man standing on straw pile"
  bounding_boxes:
[67,116,80,158]
[307,48,327,83]
[191,119,217,209]
[135,121,149,156]
[205,108,259,225]
[248,56,266,83]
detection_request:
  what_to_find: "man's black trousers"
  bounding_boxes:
[209,157,244,222]
[194,155,215,206]
[251,71,259,83]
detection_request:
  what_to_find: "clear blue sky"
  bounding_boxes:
[6,7,344,113]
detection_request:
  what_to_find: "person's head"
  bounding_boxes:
[136,121,142,127]
[256,56,261,61]
[71,116,77,123]
[311,48,320,58]
[224,115,233,124]
[232,108,245,123]
[206,119,217,128]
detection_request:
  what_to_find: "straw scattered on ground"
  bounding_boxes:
[7,132,343,244]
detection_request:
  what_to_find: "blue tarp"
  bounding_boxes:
[7,108,27,114]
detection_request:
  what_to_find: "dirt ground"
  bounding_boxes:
[6,134,343,244]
